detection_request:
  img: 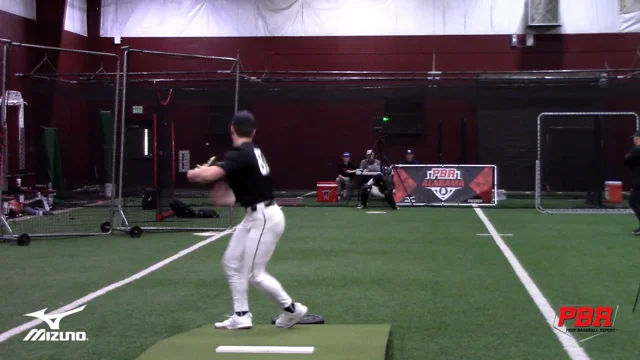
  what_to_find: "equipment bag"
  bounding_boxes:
[169,199,198,218]
[197,208,220,218]
[142,189,157,210]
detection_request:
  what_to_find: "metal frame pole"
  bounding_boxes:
[107,56,121,232]
[235,51,240,113]
[127,48,237,62]
[9,67,640,78]
[0,42,12,239]
[1,42,8,187]
[116,47,129,229]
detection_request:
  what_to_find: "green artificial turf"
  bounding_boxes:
[136,325,391,360]
[0,207,637,359]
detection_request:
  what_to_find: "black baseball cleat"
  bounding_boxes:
[633,228,640,236]
[357,204,367,209]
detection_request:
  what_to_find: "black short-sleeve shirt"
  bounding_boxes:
[338,161,357,178]
[217,142,274,207]
[625,146,640,186]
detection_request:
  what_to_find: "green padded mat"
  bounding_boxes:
[136,324,391,360]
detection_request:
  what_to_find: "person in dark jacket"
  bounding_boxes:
[336,152,357,200]
[402,149,419,165]
[624,130,640,235]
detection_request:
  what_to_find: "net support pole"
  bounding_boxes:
[235,50,240,113]
[116,47,130,228]
[0,41,12,237]
[437,119,443,164]
[1,42,8,193]
[109,56,121,228]
[459,117,467,164]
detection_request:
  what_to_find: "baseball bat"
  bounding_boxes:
[196,156,216,169]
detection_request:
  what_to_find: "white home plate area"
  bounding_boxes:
[366,211,387,214]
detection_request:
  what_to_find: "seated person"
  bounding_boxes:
[358,167,398,210]
[336,152,357,200]
[359,149,381,183]
[402,149,419,165]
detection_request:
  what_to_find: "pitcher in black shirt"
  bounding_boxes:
[624,130,640,235]
[187,111,308,329]
[336,152,356,200]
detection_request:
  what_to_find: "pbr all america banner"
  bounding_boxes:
[392,165,497,206]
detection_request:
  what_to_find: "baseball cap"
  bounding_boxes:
[366,149,373,155]
[342,152,351,157]
[406,149,414,155]
[231,110,256,128]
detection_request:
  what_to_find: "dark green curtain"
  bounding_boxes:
[99,111,114,182]
[42,127,65,199]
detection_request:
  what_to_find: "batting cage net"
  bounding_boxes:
[535,112,639,214]
[112,48,241,236]
[0,42,119,244]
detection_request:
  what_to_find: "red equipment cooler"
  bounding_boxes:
[317,182,338,202]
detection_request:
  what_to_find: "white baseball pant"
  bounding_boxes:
[222,203,293,313]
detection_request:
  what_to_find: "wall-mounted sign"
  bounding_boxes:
[178,150,190,173]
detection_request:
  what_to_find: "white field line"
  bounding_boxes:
[0,229,232,343]
[472,206,590,360]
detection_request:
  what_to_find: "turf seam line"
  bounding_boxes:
[472,206,590,360]
[0,229,233,343]
[296,191,316,199]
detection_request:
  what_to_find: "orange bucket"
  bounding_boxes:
[604,181,622,204]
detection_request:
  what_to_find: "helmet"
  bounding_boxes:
[381,166,392,176]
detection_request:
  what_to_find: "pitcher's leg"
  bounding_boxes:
[214,223,254,329]
[245,207,308,328]
[221,224,251,313]
[245,209,293,307]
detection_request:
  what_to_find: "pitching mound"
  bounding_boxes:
[136,324,391,360]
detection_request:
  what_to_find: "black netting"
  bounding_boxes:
[537,113,637,212]
[0,44,119,241]
[114,49,241,233]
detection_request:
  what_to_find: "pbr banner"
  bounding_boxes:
[393,165,497,206]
